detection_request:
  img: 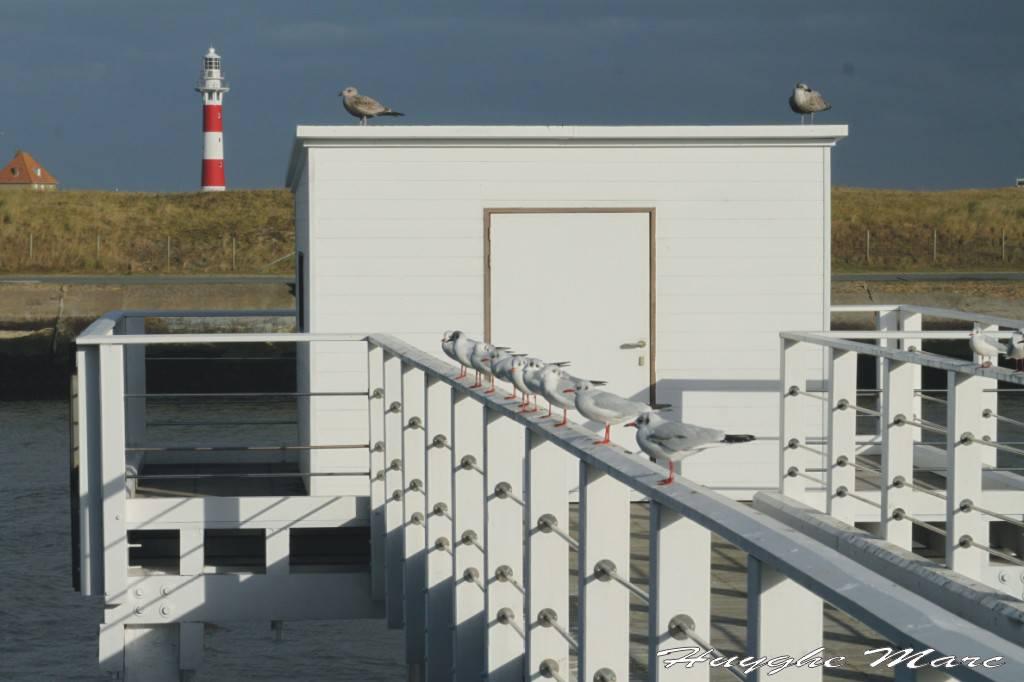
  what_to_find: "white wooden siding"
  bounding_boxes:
[295,132,843,496]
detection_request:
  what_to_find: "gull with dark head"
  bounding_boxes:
[789,83,831,124]
[626,412,755,485]
[340,87,404,126]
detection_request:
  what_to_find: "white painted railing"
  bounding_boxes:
[73,309,1024,681]
[785,304,1024,593]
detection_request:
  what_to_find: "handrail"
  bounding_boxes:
[369,333,1024,674]
[832,302,1024,331]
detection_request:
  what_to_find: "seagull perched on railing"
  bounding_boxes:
[509,356,539,410]
[565,379,662,445]
[626,412,755,485]
[789,83,831,124]
[969,330,1006,368]
[1007,330,1024,372]
[468,341,499,388]
[441,330,476,380]
[490,349,521,398]
[538,362,576,426]
[340,86,404,125]
[519,357,547,412]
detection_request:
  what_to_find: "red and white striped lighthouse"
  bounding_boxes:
[195,47,229,191]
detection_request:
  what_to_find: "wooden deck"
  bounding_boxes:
[568,503,896,681]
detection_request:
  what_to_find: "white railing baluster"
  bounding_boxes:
[483,410,526,680]
[121,316,146,447]
[827,349,857,524]
[76,345,102,597]
[747,556,823,682]
[99,343,127,603]
[425,378,454,681]
[525,431,569,677]
[367,342,386,601]
[578,461,630,682]
[383,351,405,628]
[881,358,915,549]
[973,322,999,465]
[945,371,987,580]
[781,339,818,503]
[402,363,428,676]
[649,503,710,682]
[452,395,486,681]
[898,309,923,443]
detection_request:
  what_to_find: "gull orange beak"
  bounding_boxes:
[563,388,575,393]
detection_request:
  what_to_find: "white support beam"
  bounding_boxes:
[747,556,823,682]
[876,308,901,397]
[122,316,147,448]
[424,378,454,682]
[451,395,486,681]
[649,504,710,682]
[578,461,630,682]
[383,351,405,628]
[945,371,988,580]
[179,528,203,577]
[974,323,999,466]
[77,345,103,597]
[483,411,526,681]
[826,349,857,524]
[898,310,923,443]
[99,343,127,603]
[402,363,428,673]
[367,343,386,601]
[525,431,569,678]
[881,359,916,549]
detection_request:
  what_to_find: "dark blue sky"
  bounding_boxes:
[1,1,1021,191]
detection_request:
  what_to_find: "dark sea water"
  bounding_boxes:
[0,400,405,682]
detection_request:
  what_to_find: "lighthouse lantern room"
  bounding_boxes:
[196,46,228,191]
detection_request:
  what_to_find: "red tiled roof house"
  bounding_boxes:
[0,150,58,190]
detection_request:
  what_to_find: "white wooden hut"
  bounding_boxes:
[286,126,847,499]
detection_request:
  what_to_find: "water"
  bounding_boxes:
[0,400,405,681]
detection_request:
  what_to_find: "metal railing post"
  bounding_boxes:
[383,352,405,628]
[747,556,823,682]
[578,460,630,682]
[525,431,569,676]
[945,371,988,580]
[452,395,486,680]
[99,343,127,602]
[974,323,999,464]
[483,410,526,680]
[898,309,923,442]
[367,343,386,601]
[827,349,857,524]
[882,359,916,549]
[401,363,428,675]
[649,503,710,681]
[424,377,454,681]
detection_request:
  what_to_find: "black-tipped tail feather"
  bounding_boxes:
[380,110,404,117]
[722,434,756,444]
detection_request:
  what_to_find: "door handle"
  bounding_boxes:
[619,340,647,349]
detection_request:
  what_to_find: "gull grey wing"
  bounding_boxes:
[981,334,1008,353]
[591,392,648,415]
[351,94,386,115]
[648,422,724,450]
[808,91,831,111]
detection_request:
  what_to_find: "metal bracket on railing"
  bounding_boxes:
[786,438,800,450]
[667,614,697,641]
[960,432,975,446]
[959,498,975,513]
[539,658,564,681]
[387,401,402,414]
[407,478,423,493]
[495,607,525,638]
[493,481,524,506]
[786,385,800,397]
[891,508,907,521]
[409,512,424,526]
[494,564,526,594]
[406,416,423,430]
[460,454,484,474]
[593,559,649,602]
[834,485,849,498]
[537,513,579,549]
[958,534,974,549]
[462,567,484,590]
[370,388,385,400]
[537,608,578,651]
[836,398,850,410]
[836,455,849,467]
[389,459,402,471]
[434,537,451,554]
[432,502,449,517]
[461,530,483,552]
[391,490,402,501]
[786,466,799,478]
[593,668,617,682]
[430,434,448,449]
[892,475,907,489]
[371,441,385,453]
[893,413,907,426]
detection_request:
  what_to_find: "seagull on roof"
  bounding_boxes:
[789,83,831,124]
[969,330,1006,368]
[626,412,755,485]
[340,87,404,126]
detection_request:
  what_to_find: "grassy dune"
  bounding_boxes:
[0,190,294,274]
[1,187,1022,274]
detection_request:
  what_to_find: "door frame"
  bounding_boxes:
[483,207,657,403]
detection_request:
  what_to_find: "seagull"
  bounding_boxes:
[508,356,536,410]
[490,350,521,398]
[565,379,656,445]
[340,87,404,126]
[519,357,547,412]
[442,330,476,380]
[625,412,756,485]
[789,83,831,124]
[1007,330,1024,372]
[468,341,497,388]
[969,330,1006,368]
[483,346,515,395]
[537,362,576,426]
